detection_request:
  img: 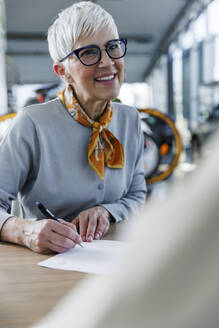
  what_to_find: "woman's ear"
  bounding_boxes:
[53,63,73,83]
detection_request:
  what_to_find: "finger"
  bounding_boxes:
[95,217,110,239]
[78,214,89,242]
[49,220,82,245]
[72,218,80,233]
[49,230,77,249]
[102,222,110,237]
[64,221,82,243]
[59,219,78,232]
[86,213,98,242]
[46,240,69,253]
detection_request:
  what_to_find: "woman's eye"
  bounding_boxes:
[80,48,98,57]
[108,43,119,50]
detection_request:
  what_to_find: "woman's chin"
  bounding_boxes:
[94,80,121,101]
[98,89,120,102]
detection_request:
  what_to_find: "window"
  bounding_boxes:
[193,12,207,42]
[208,0,219,35]
[180,30,194,50]
[172,47,183,117]
[213,36,219,81]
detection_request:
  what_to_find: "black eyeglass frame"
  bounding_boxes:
[59,38,127,65]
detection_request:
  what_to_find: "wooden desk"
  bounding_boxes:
[0,223,125,328]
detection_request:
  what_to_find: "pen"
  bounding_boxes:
[36,201,84,248]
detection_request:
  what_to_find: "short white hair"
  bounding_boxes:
[47,1,119,63]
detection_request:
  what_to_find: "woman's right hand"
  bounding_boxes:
[0,217,82,254]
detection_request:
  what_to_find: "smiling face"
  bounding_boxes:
[56,27,125,112]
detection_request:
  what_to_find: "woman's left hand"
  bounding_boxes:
[72,206,111,242]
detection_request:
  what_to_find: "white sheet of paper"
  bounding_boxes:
[38,240,126,275]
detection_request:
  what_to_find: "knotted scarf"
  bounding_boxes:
[57,85,124,180]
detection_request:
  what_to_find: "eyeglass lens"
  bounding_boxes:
[78,39,126,65]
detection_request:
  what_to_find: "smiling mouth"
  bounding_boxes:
[95,74,116,81]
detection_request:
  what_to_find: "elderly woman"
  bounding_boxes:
[0,1,146,254]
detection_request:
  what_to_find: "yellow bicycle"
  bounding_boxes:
[138,108,182,185]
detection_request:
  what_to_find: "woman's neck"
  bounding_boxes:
[85,103,107,120]
[82,100,108,120]
[75,94,108,121]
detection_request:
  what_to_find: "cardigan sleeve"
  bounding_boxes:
[101,115,147,222]
[0,111,39,232]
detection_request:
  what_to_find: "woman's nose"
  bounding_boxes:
[98,50,115,67]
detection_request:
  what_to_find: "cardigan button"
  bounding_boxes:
[98,183,104,190]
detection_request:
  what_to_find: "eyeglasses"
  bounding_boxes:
[59,38,127,66]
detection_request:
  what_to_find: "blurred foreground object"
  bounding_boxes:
[32,133,219,328]
[139,108,182,185]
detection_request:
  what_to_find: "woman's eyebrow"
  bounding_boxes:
[105,39,114,45]
[80,40,113,49]
[80,44,99,49]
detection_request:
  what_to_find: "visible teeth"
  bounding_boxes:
[96,75,114,81]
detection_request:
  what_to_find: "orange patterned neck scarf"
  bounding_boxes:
[57,85,124,180]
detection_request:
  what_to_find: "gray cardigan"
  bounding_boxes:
[0,99,146,231]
